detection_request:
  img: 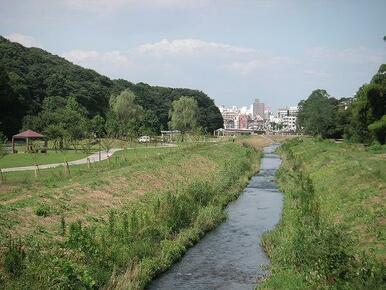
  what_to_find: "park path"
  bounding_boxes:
[1,144,176,173]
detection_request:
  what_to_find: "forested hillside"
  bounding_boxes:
[0,36,223,138]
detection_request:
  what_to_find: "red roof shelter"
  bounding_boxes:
[12,130,47,153]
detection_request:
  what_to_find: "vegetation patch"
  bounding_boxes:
[259,138,386,289]
[34,204,52,217]
[0,140,264,289]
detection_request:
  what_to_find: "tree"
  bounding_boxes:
[90,115,105,138]
[0,66,22,138]
[198,105,223,133]
[368,115,386,144]
[168,96,199,133]
[63,96,89,150]
[105,110,120,138]
[335,99,352,139]
[21,96,90,150]
[45,124,66,151]
[110,90,144,137]
[297,90,338,138]
[346,64,386,144]
[0,130,6,157]
[140,110,160,136]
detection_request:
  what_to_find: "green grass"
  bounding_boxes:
[259,137,386,289]
[0,140,263,289]
[0,151,89,168]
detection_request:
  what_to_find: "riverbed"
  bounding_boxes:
[148,144,283,290]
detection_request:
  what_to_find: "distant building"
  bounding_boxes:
[264,107,273,120]
[237,114,249,129]
[282,115,297,131]
[277,108,288,119]
[222,110,238,129]
[219,105,253,129]
[253,98,265,120]
[219,100,300,134]
[274,106,298,132]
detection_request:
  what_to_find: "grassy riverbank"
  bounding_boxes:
[0,139,267,289]
[260,138,386,289]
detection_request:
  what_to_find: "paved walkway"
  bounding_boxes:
[1,144,176,173]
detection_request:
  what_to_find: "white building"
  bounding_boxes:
[282,115,297,131]
[219,105,253,129]
[272,106,299,132]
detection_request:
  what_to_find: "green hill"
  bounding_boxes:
[0,36,223,138]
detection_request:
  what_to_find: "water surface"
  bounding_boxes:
[148,144,283,290]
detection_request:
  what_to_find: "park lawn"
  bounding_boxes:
[260,138,386,289]
[0,151,89,168]
[0,137,271,289]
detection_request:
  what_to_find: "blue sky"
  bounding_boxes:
[1,0,385,110]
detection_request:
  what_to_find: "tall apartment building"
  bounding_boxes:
[253,98,265,120]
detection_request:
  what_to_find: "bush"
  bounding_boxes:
[34,204,51,217]
[367,141,386,153]
[4,240,26,276]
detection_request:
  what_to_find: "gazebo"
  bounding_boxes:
[12,130,47,153]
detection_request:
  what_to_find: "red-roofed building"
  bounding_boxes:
[12,130,47,153]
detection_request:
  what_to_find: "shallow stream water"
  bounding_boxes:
[148,144,283,290]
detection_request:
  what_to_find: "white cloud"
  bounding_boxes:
[62,50,99,62]
[137,39,255,57]
[305,46,385,64]
[303,69,331,79]
[222,56,295,75]
[62,38,292,80]
[5,33,43,48]
[61,39,385,101]
[64,0,209,12]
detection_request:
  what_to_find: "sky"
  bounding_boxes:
[1,0,385,111]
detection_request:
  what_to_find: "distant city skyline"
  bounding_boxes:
[218,99,296,112]
[1,0,385,111]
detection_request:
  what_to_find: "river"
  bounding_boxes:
[148,144,283,290]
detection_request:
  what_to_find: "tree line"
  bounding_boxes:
[20,90,205,150]
[0,36,223,140]
[297,64,386,145]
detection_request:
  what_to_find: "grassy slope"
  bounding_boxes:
[260,138,386,289]
[0,152,88,168]
[0,138,271,289]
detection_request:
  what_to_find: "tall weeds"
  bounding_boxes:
[260,137,386,289]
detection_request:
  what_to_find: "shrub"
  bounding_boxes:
[34,204,51,217]
[4,240,26,276]
[367,141,386,153]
